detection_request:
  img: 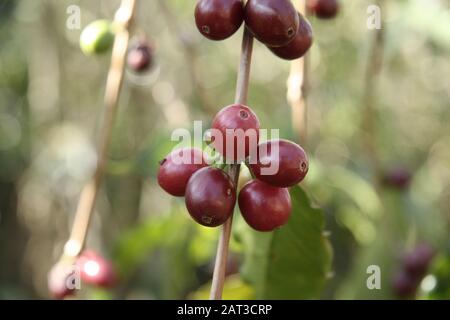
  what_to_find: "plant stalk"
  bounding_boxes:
[287,0,309,147]
[63,0,137,259]
[209,27,254,300]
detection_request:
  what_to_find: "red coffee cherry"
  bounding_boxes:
[47,262,76,299]
[307,0,339,19]
[249,139,308,188]
[268,13,313,60]
[158,148,208,197]
[238,180,292,232]
[211,104,260,162]
[185,167,236,227]
[127,42,154,72]
[392,271,418,299]
[245,0,299,47]
[77,250,116,288]
[403,244,434,277]
[382,167,412,190]
[195,0,245,41]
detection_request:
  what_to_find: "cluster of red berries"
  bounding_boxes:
[194,0,339,60]
[158,104,308,232]
[392,244,434,299]
[48,250,116,299]
[195,0,314,60]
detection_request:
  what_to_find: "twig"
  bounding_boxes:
[62,0,137,259]
[287,1,309,146]
[157,0,216,116]
[363,0,385,184]
[210,27,254,300]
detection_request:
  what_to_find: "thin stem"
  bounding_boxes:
[287,0,309,147]
[63,0,137,258]
[363,0,385,186]
[157,0,216,115]
[209,27,254,300]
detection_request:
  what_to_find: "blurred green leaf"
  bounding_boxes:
[189,275,255,300]
[113,207,188,276]
[239,186,332,299]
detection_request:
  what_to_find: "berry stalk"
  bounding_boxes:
[209,27,254,300]
[63,0,137,258]
[287,0,309,146]
[363,0,385,186]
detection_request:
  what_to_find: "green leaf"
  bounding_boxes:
[238,186,332,299]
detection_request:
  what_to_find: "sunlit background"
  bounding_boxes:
[0,0,449,299]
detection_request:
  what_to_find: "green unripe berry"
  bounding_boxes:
[80,20,115,55]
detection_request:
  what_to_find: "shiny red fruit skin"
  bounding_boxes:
[268,14,313,60]
[211,104,260,162]
[249,139,308,188]
[195,0,244,41]
[245,0,299,47]
[127,43,153,72]
[77,250,116,288]
[48,263,76,299]
[185,167,236,227]
[239,180,292,232]
[158,148,208,197]
[307,0,339,19]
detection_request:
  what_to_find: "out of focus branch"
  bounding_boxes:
[363,0,386,183]
[157,0,216,115]
[62,0,138,259]
[287,1,309,147]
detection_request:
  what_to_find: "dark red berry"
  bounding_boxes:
[185,167,236,227]
[268,13,313,60]
[392,271,418,299]
[383,167,412,190]
[403,244,434,277]
[249,139,308,188]
[195,0,244,41]
[211,104,260,162]
[239,180,292,232]
[127,42,154,72]
[245,0,299,47]
[158,148,208,197]
[47,262,77,299]
[77,250,116,288]
[307,0,339,19]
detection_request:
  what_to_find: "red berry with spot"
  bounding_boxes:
[77,250,116,288]
[185,167,236,227]
[195,0,244,41]
[127,42,154,72]
[47,262,77,299]
[249,139,308,188]
[245,0,299,47]
[307,0,339,19]
[239,180,292,232]
[268,13,313,60]
[211,104,260,162]
[158,148,208,197]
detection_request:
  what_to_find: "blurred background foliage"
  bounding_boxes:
[0,0,449,299]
